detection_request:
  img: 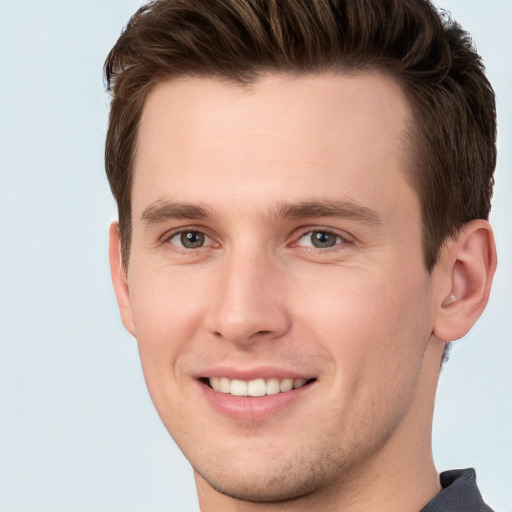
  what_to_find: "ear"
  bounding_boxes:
[433,220,496,342]
[109,222,136,337]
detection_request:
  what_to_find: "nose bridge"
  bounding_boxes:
[206,244,290,345]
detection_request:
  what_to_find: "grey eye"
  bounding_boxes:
[310,231,338,248]
[170,231,207,249]
[298,230,341,248]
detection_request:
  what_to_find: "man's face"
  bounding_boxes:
[114,73,443,503]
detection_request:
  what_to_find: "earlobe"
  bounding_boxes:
[108,222,136,337]
[433,220,496,342]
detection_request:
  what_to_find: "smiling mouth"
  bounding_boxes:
[203,377,316,397]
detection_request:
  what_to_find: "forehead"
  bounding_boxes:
[133,72,415,217]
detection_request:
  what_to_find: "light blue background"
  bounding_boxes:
[0,1,510,511]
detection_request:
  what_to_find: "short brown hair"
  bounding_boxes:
[104,0,496,271]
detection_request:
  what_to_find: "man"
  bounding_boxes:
[105,0,497,510]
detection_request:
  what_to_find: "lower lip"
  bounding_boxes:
[200,380,315,421]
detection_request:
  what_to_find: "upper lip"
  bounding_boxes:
[198,366,315,381]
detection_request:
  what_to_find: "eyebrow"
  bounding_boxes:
[141,201,212,224]
[270,199,382,225]
[140,198,382,226]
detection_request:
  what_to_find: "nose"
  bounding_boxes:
[204,249,292,346]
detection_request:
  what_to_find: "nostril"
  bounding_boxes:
[253,330,272,337]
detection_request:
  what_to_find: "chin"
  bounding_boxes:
[193,449,346,504]
[200,470,322,503]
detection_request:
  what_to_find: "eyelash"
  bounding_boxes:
[162,227,217,253]
[161,227,352,253]
[292,228,351,251]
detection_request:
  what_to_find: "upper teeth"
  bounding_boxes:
[208,377,308,396]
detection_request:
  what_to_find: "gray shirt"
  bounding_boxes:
[421,468,494,512]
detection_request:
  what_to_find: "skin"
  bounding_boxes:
[109,73,496,511]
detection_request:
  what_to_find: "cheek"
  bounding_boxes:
[127,272,204,439]
[293,267,432,381]
[129,262,207,338]
[299,269,433,432]
[126,267,208,391]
